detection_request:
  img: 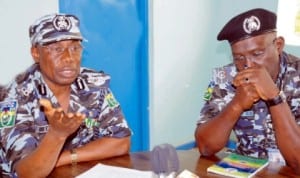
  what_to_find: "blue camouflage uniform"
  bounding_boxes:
[0,64,132,177]
[197,52,300,159]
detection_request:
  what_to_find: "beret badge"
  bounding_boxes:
[243,16,261,34]
[53,15,72,32]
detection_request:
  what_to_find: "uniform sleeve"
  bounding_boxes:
[197,65,237,125]
[96,88,132,138]
[197,80,235,125]
[281,57,300,125]
[1,112,39,175]
[78,69,132,139]
[0,66,43,176]
[286,83,300,125]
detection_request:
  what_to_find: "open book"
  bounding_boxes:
[207,153,269,178]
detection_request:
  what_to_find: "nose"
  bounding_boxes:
[245,57,255,68]
[61,48,74,62]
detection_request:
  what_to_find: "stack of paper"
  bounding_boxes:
[76,163,154,178]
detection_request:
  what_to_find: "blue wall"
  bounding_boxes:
[59,0,149,151]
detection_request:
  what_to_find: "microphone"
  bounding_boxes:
[150,143,180,178]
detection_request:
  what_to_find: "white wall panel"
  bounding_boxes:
[0,0,58,85]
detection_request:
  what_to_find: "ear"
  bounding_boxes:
[31,46,40,63]
[275,36,285,53]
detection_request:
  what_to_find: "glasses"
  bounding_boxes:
[41,44,83,57]
[232,38,277,64]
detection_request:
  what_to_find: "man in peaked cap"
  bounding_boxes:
[195,8,300,174]
[0,13,131,177]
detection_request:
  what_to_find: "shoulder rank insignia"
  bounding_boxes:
[105,93,119,108]
[0,100,17,128]
[203,81,215,101]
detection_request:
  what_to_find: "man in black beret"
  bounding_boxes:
[195,8,300,174]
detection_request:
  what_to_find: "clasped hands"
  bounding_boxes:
[232,65,279,110]
[39,98,86,139]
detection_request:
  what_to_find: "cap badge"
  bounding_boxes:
[53,15,72,32]
[243,15,261,34]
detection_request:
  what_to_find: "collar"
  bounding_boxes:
[275,52,288,90]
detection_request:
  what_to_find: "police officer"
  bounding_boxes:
[0,13,131,178]
[195,8,300,174]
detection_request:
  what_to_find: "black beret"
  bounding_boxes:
[217,8,277,44]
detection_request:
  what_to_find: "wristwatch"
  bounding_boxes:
[266,90,286,107]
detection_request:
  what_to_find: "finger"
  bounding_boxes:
[73,113,85,124]
[75,112,86,119]
[252,93,260,102]
[64,112,85,125]
[233,74,248,86]
[232,77,242,87]
[66,112,74,118]
[242,75,254,86]
[233,68,255,86]
[39,98,53,113]
[234,78,249,87]
[53,109,64,120]
[253,97,260,103]
[245,85,260,102]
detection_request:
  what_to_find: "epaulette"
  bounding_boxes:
[15,64,39,85]
[212,64,236,84]
[79,68,111,88]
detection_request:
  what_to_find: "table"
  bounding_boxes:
[48,149,298,178]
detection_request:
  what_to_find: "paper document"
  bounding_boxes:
[76,163,154,178]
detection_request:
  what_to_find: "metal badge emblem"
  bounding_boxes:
[53,15,72,32]
[243,15,261,34]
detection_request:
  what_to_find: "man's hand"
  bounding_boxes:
[231,83,260,110]
[233,65,279,101]
[39,98,85,139]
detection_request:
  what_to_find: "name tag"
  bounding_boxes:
[241,110,254,117]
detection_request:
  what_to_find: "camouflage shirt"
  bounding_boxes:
[0,64,132,177]
[197,52,300,158]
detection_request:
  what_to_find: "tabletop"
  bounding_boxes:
[48,149,298,178]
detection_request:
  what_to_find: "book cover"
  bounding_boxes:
[207,153,269,178]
